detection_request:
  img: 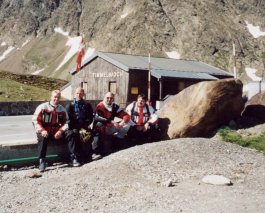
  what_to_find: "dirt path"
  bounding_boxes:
[0,138,265,213]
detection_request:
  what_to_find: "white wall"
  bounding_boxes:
[243,81,265,99]
[61,84,72,100]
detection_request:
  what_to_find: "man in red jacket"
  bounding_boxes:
[92,92,131,155]
[126,93,159,144]
[32,90,80,172]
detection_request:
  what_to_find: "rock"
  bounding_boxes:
[157,79,244,139]
[242,91,265,124]
[202,175,232,185]
[0,165,9,171]
[26,170,42,178]
[161,179,174,187]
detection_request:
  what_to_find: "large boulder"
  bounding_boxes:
[242,90,265,124]
[157,79,244,139]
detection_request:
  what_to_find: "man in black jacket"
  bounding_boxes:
[65,87,96,163]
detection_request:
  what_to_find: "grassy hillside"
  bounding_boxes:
[0,71,69,102]
[0,34,75,81]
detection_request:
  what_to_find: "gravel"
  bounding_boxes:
[0,137,265,213]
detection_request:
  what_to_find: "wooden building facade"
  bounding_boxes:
[71,52,233,107]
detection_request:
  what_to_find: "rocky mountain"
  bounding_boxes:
[0,0,265,83]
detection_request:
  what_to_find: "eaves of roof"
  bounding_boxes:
[151,69,218,80]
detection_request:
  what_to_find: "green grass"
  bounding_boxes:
[0,79,51,101]
[23,34,68,69]
[218,127,265,154]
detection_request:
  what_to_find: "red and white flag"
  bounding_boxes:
[76,37,85,72]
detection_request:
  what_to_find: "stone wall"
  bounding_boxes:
[0,100,100,116]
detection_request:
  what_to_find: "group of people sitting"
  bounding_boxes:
[32,87,160,172]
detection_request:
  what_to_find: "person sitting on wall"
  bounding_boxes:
[92,92,131,155]
[65,87,101,162]
[32,90,81,172]
[126,93,160,144]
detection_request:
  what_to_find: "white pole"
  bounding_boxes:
[148,53,151,102]
[232,42,237,79]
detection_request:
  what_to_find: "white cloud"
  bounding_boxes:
[245,67,262,81]
[0,46,15,62]
[245,21,265,38]
[166,51,181,59]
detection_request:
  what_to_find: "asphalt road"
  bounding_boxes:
[0,115,36,145]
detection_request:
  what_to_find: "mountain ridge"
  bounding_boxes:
[0,0,265,83]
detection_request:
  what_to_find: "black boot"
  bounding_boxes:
[39,158,46,172]
[70,154,81,167]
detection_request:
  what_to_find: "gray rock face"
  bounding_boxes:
[0,0,265,80]
[157,79,244,139]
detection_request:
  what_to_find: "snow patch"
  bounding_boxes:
[32,68,45,75]
[54,27,69,36]
[245,21,265,38]
[1,42,7,46]
[121,12,128,19]
[245,67,261,81]
[56,36,82,71]
[54,27,95,71]
[0,46,15,62]
[166,51,181,59]
[83,47,95,61]
[22,39,30,47]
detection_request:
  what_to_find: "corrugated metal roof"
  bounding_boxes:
[77,51,233,79]
[151,69,218,80]
[99,52,233,77]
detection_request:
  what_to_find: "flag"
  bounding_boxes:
[76,37,85,72]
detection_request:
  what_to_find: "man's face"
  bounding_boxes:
[51,92,60,106]
[75,89,85,101]
[137,97,146,106]
[104,93,114,105]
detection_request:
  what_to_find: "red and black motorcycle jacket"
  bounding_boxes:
[32,102,68,136]
[94,101,130,129]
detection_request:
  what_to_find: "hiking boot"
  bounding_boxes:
[39,158,46,172]
[92,153,102,161]
[70,155,81,167]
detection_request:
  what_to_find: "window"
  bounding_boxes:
[109,81,117,94]
[81,82,88,91]
[131,87,138,94]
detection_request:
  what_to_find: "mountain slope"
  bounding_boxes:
[0,0,265,82]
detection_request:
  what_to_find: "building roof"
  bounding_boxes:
[73,51,233,80]
[151,69,218,80]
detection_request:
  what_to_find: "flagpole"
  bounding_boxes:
[232,42,237,79]
[148,53,151,104]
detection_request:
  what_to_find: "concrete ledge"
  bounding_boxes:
[0,141,69,165]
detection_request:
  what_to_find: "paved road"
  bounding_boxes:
[0,115,36,145]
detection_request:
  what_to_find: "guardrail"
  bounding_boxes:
[0,100,101,116]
